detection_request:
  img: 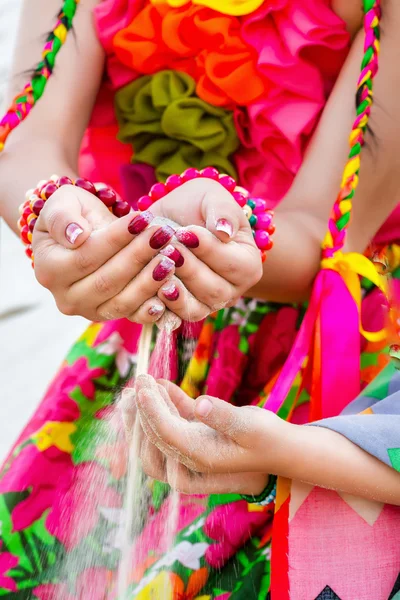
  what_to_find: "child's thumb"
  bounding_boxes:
[194,395,245,443]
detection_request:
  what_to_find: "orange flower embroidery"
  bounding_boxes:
[174,567,209,600]
[134,568,209,600]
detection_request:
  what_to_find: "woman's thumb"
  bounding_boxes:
[202,186,244,243]
[194,395,244,442]
[36,185,96,249]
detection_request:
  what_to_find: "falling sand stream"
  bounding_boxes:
[116,322,180,600]
[53,219,198,599]
[50,319,182,600]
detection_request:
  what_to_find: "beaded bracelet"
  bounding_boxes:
[18,175,129,264]
[137,167,275,262]
[241,475,277,506]
[19,168,275,263]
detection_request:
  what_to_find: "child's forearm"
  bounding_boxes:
[273,421,400,506]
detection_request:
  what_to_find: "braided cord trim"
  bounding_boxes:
[322,0,381,259]
[0,0,79,152]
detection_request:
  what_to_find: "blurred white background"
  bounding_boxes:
[0,1,86,461]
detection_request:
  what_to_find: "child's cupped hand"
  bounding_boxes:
[122,374,285,496]
[32,178,262,324]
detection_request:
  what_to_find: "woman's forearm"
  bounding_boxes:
[0,139,77,234]
[246,210,325,303]
[275,422,400,505]
[0,0,104,233]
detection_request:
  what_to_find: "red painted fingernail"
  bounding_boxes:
[162,282,180,301]
[152,257,175,282]
[175,228,199,249]
[160,244,184,268]
[128,211,154,235]
[149,225,175,250]
[148,305,164,317]
[65,223,84,244]
[216,218,233,238]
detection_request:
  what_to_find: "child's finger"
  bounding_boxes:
[157,380,196,421]
[135,375,189,452]
[136,388,185,463]
[119,387,138,441]
[140,437,167,483]
[171,469,268,496]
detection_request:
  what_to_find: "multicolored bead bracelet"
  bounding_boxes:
[18,168,275,264]
[241,475,277,506]
[18,175,128,265]
[137,167,275,262]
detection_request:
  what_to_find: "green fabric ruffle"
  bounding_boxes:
[115,70,239,181]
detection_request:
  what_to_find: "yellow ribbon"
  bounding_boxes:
[321,251,388,342]
[150,0,264,15]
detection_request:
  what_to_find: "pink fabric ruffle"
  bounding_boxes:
[79,85,132,196]
[94,0,146,90]
[235,0,350,205]
[95,0,142,54]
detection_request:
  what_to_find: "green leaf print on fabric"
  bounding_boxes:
[0,494,33,577]
[1,592,37,599]
[67,339,115,371]
[387,448,400,472]
[229,558,269,599]
[208,494,242,510]
[359,362,396,401]
[70,387,118,466]
[0,494,61,595]
[151,481,170,512]
[47,524,118,589]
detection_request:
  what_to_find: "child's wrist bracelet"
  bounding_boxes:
[241,475,277,506]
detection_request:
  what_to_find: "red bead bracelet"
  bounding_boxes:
[19,168,274,265]
[137,167,275,262]
[18,175,128,265]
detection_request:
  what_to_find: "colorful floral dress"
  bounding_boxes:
[1,1,400,599]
